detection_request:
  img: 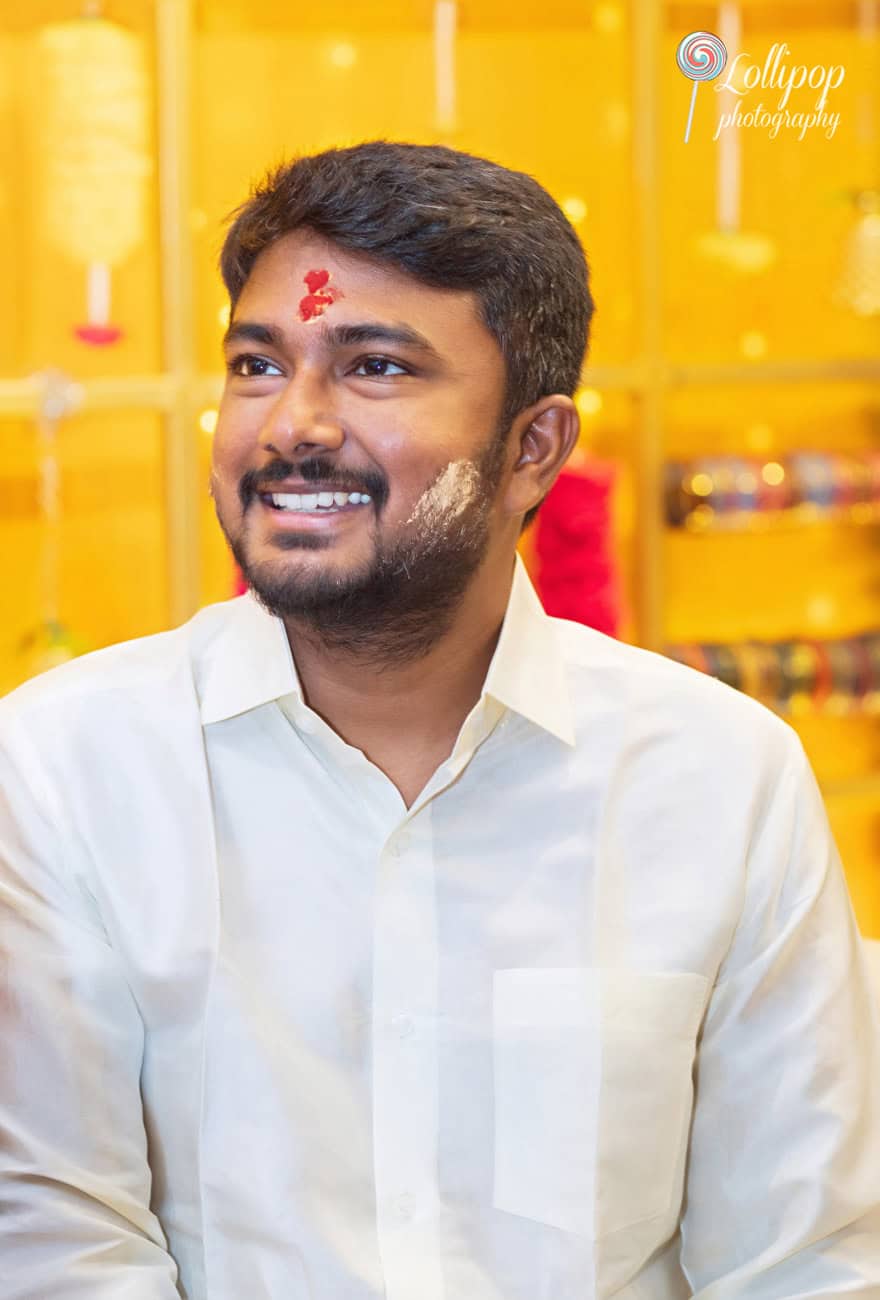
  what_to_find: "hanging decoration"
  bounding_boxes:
[433,1,458,135]
[32,2,152,346]
[17,371,88,680]
[835,189,880,316]
[834,0,880,316]
[695,3,776,274]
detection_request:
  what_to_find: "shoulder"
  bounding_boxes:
[0,597,242,742]
[550,614,798,771]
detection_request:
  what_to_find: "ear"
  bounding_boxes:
[502,397,581,519]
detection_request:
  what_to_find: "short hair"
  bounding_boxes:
[219,140,594,532]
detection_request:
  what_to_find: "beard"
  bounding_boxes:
[215,424,510,669]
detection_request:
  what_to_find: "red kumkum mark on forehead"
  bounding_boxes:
[298,268,343,322]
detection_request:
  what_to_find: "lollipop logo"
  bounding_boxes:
[676,31,728,143]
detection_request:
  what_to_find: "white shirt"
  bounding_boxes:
[2,552,879,1300]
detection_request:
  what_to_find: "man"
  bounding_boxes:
[1,140,878,1299]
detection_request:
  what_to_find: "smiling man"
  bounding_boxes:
[209,215,573,804]
[2,140,880,1300]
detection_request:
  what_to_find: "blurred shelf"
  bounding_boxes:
[669,502,880,534]
[3,356,879,422]
[0,375,180,418]
[666,358,880,388]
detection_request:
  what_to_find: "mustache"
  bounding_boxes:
[240,459,389,510]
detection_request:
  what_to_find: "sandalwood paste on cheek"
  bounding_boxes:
[405,459,482,532]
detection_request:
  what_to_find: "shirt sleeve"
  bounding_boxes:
[0,714,182,1299]
[680,726,880,1294]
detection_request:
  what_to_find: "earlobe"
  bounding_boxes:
[507,398,581,513]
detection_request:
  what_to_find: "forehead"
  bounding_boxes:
[235,228,500,360]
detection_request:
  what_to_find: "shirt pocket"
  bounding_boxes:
[492,966,709,1240]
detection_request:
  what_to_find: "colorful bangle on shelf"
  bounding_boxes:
[778,641,818,714]
[788,452,836,509]
[755,463,794,513]
[862,636,880,714]
[729,457,760,513]
[666,450,880,529]
[666,632,880,715]
[850,635,875,703]
[761,641,785,706]
[825,640,859,713]
[729,642,762,701]
[704,643,741,691]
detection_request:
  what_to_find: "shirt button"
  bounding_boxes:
[391,1013,415,1038]
[391,831,411,857]
[395,1192,415,1220]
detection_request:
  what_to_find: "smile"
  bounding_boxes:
[257,491,373,530]
[259,490,372,514]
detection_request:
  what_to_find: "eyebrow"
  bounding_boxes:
[222,318,446,365]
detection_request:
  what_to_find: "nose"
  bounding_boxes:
[259,376,345,458]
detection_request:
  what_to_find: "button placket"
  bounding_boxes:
[372,820,443,1297]
[391,1013,415,1039]
[394,1191,415,1220]
[390,834,408,859]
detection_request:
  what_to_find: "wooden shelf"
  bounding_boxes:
[668,503,880,535]
[5,356,879,422]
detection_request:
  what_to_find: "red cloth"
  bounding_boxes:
[532,457,624,638]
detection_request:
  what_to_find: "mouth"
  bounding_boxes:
[256,489,373,529]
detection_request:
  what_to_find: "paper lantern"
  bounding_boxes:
[32,12,152,345]
[835,190,880,318]
[434,2,457,133]
[15,371,89,683]
[694,3,776,275]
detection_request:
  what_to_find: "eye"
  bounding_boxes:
[351,355,410,378]
[226,354,283,378]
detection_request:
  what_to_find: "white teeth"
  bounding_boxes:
[267,490,372,513]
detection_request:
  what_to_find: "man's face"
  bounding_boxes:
[211,228,515,645]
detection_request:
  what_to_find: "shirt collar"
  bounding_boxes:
[481,551,575,746]
[198,552,575,746]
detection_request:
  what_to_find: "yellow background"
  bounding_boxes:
[1,1,879,931]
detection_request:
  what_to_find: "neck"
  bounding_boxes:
[284,549,516,745]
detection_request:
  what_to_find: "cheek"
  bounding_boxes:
[405,459,483,529]
[210,435,250,509]
[211,422,250,478]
